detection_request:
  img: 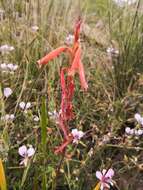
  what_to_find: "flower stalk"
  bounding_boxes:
[37,18,87,154]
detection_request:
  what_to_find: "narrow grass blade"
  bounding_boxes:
[0,159,7,190]
[0,83,5,114]
[40,97,47,152]
[40,97,48,190]
[42,173,47,190]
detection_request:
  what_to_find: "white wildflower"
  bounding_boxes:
[134,113,143,126]
[71,129,84,144]
[1,114,15,121]
[33,115,39,122]
[113,0,137,7]
[0,44,14,54]
[65,34,74,45]
[48,110,59,120]
[0,63,18,72]
[106,47,119,55]
[19,102,25,110]
[125,127,134,135]
[135,129,143,136]
[18,145,35,167]
[19,102,31,111]
[25,102,31,109]
[0,63,7,70]
[31,25,39,32]
[12,65,18,71]
[3,87,13,98]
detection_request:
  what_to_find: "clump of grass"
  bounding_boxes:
[108,0,143,97]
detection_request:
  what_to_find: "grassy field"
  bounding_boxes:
[1,0,143,189]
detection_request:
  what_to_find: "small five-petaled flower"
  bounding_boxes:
[18,145,35,167]
[3,87,13,98]
[71,129,84,144]
[19,102,31,112]
[134,113,143,126]
[125,113,143,137]
[96,168,114,190]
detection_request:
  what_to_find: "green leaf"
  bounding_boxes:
[42,173,47,190]
[40,97,48,190]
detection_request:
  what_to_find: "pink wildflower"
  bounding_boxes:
[96,168,114,190]
[71,129,84,144]
[18,145,35,167]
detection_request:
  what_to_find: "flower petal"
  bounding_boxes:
[103,182,110,188]
[96,171,103,180]
[125,127,131,134]
[27,147,35,157]
[78,60,88,90]
[105,168,114,178]
[100,183,104,190]
[37,46,72,67]
[26,102,31,109]
[70,47,81,74]
[19,102,25,109]
[102,169,107,175]
[71,129,78,136]
[134,113,143,124]
[33,115,39,122]
[68,47,88,90]
[18,145,27,157]
[9,114,15,120]
[78,131,84,138]
[3,87,13,98]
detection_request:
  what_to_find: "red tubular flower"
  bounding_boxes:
[37,19,88,154]
[68,47,88,90]
[69,47,81,74]
[54,135,73,154]
[37,46,72,66]
[78,60,88,90]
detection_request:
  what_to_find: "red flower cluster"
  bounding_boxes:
[37,19,88,154]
